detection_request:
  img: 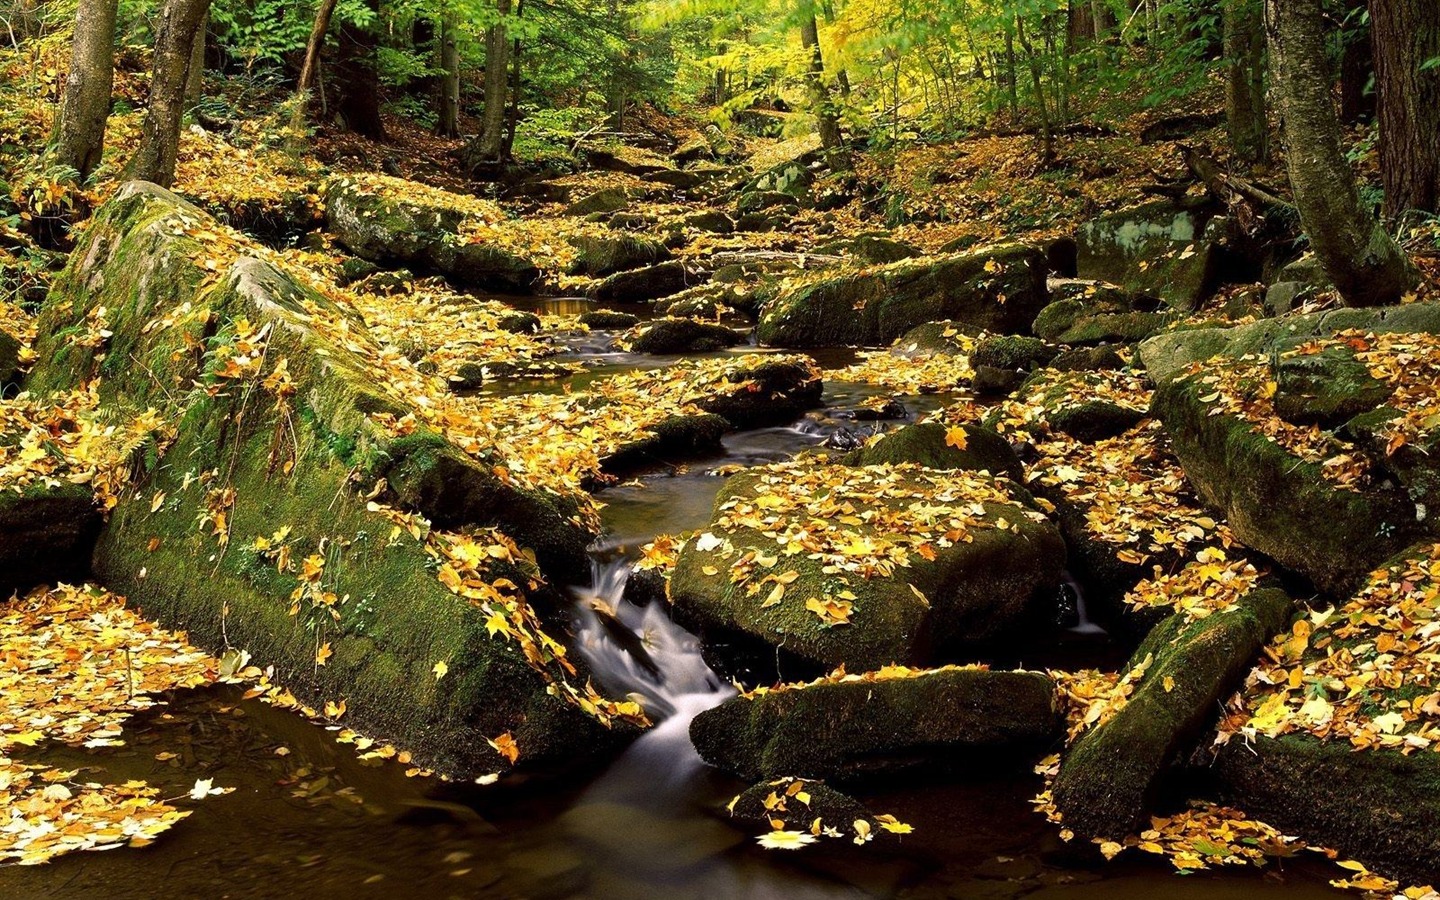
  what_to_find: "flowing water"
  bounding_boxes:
[0,307,1351,900]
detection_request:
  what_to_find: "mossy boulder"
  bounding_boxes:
[1052,587,1294,838]
[1048,400,1146,442]
[690,357,823,429]
[28,182,615,774]
[624,318,744,354]
[0,482,102,597]
[970,334,1056,372]
[1137,302,1440,385]
[670,463,1065,670]
[588,260,707,303]
[1152,374,1423,596]
[725,779,876,835]
[1345,408,1440,514]
[565,187,630,217]
[577,310,640,330]
[757,245,1049,348]
[894,320,979,355]
[1271,346,1394,429]
[325,178,539,293]
[845,423,1024,483]
[676,210,735,234]
[1051,344,1127,372]
[813,235,922,265]
[690,667,1063,781]
[1076,200,1219,311]
[566,233,671,278]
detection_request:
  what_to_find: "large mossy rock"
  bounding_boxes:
[28,182,614,774]
[623,317,744,355]
[1138,303,1440,385]
[0,483,102,597]
[670,461,1065,670]
[1076,200,1218,311]
[691,667,1063,781]
[844,422,1024,483]
[325,177,540,293]
[1152,374,1422,596]
[566,233,671,278]
[587,260,707,303]
[757,245,1048,348]
[1051,587,1293,838]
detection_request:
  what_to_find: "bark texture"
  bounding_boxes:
[1224,0,1267,165]
[437,13,460,138]
[800,14,843,153]
[129,0,211,187]
[1266,0,1416,306]
[1371,0,1440,216]
[54,0,119,180]
[461,0,512,173]
[296,0,339,100]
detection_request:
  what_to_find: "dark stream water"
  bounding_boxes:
[0,303,1349,900]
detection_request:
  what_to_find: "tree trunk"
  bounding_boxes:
[437,12,460,137]
[1003,30,1019,114]
[54,0,118,180]
[1091,0,1108,39]
[296,0,339,99]
[799,13,842,153]
[334,0,386,140]
[1339,0,1374,123]
[1370,0,1440,217]
[1266,0,1416,306]
[128,0,210,187]
[461,0,511,173]
[1015,16,1055,168]
[184,11,206,109]
[1223,0,1267,165]
[501,5,522,159]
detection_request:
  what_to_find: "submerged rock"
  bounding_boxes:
[757,245,1048,348]
[670,461,1065,670]
[1051,587,1293,838]
[28,182,617,773]
[324,177,540,293]
[691,666,1063,781]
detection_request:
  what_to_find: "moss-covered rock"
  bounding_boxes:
[689,357,823,429]
[0,482,102,597]
[29,182,615,774]
[725,779,875,834]
[1272,346,1394,429]
[325,178,539,293]
[676,210,735,234]
[577,310,640,330]
[565,187,630,217]
[670,463,1065,670]
[844,423,1024,483]
[813,235,921,265]
[1138,302,1440,385]
[566,233,671,278]
[970,334,1055,372]
[758,245,1049,348]
[1076,200,1219,311]
[624,318,744,354]
[894,320,980,355]
[690,667,1063,781]
[588,260,707,303]
[1152,374,1423,595]
[1047,400,1146,442]
[1050,344,1127,372]
[1052,587,1294,838]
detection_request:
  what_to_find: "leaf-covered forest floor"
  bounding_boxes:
[5,25,1440,900]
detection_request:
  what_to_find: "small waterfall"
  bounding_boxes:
[1064,573,1107,635]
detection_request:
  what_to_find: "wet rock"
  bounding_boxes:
[896,320,980,355]
[588,260,708,303]
[325,178,540,293]
[690,667,1063,781]
[577,310,640,330]
[1152,372,1423,595]
[498,311,541,334]
[972,366,1028,398]
[759,245,1048,348]
[1138,302,1440,385]
[1050,345,1127,372]
[30,182,616,773]
[602,413,730,474]
[658,283,754,319]
[690,356,823,428]
[844,423,1025,483]
[724,778,875,835]
[1047,400,1146,443]
[0,483,102,598]
[566,233,671,278]
[1272,346,1394,429]
[1052,587,1294,838]
[670,462,1065,670]
[625,318,744,354]
[971,335,1056,372]
[565,187,630,217]
[1076,200,1219,311]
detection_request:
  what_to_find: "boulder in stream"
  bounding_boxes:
[843,422,1025,483]
[567,233,671,278]
[588,260,708,303]
[622,318,744,355]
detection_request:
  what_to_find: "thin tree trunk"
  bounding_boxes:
[1224,0,1267,165]
[800,13,842,153]
[296,0,339,99]
[1266,0,1416,305]
[53,0,118,180]
[1091,0,1107,38]
[1004,31,1019,114]
[1370,0,1440,217]
[437,12,460,137]
[129,0,210,187]
[184,11,205,109]
[1016,15,1055,168]
[501,3,522,159]
[461,0,511,172]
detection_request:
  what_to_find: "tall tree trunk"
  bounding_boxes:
[53,0,118,180]
[296,0,339,100]
[1003,31,1019,114]
[1370,0,1440,217]
[184,11,206,109]
[501,5,522,159]
[1266,0,1416,306]
[1015,16,1055,168]
[129,0,210,187]
[1224,0,1267,165]
[799,13,842,153]
[334,0,386,140]
[436,12,460,137]
[461,0,511,173]
[1091,0,1108,38]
